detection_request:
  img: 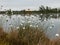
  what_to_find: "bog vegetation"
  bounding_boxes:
[0,24,60,45]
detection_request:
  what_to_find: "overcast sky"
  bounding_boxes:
[0,0,60,10]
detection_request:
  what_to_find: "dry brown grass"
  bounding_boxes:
[0,25,60,45]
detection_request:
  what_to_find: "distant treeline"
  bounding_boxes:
[0,5,60,14]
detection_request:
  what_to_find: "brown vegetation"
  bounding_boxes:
[0,25,60,45]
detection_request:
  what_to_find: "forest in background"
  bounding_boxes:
[0,5,60,14]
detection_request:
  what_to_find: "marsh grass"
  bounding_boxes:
[0,25,59,45]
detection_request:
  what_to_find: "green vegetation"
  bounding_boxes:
[0,5,60,14]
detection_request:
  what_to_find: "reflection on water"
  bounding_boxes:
[43,18,60,39]
[0,14,60,39]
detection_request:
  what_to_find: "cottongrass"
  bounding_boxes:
[0,25,60,45]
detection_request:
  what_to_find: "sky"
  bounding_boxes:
[0,0,60,10]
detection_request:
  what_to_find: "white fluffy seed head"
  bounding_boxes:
[50,15,53,17]
[23,27,25,29]
[55,34,59,37]
[36,25,38,27]
[30,24,32,27]
[16,27,19,30]
[40,13,43,16]
[49,26,52,29]
[44,19,46,21]
[28,21,31,23]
